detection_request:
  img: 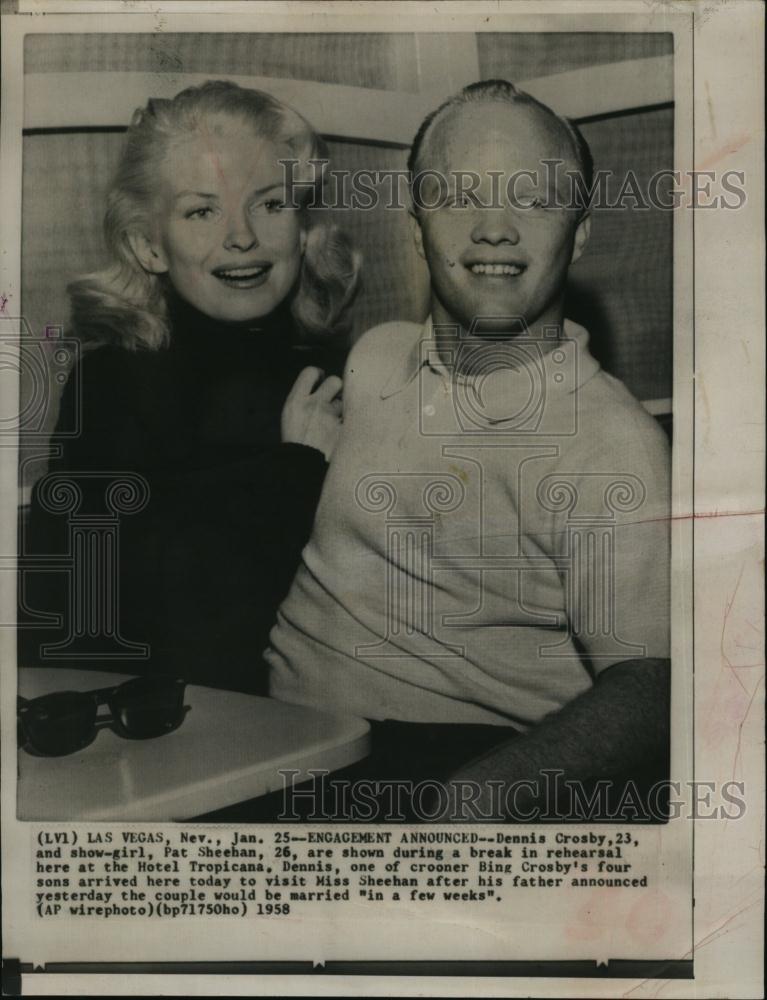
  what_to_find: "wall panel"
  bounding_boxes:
[25,32,422,92]
[569,107,674,402]
[477,31,673,83]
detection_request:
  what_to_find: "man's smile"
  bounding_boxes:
[462,254,528,279]
[468,262,526,277]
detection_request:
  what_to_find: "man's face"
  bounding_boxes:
[412,101,590,339]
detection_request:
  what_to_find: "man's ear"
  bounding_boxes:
[570,212,591,265]
[126,231,169,275]
[409,211,427,261]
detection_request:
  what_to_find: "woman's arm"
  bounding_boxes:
[23,349,333,690]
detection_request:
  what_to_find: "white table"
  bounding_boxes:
[17,668,370,821]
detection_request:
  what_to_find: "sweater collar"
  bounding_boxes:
[380,316,601,408]
[164,289,298,359]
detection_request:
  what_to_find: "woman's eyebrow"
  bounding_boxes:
[249,181,286,197]
[174,182,285,203]
[174,190,218,202]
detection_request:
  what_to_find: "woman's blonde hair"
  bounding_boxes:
[68,80,360,350]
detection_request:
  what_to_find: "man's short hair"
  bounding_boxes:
[407,78,594,213]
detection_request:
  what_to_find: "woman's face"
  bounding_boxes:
[145,122,305,323]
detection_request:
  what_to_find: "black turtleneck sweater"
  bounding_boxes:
[23,296,346,693]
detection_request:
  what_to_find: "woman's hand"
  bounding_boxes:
[281,367,344,462]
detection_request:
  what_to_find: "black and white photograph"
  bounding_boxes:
[16,23,678,824]
[0,1,763,996]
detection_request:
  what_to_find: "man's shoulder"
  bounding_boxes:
[344,319,423,385]
[573,370,670,470]
[349,319,423,361]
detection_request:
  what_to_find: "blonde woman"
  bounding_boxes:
[27,81,360,693]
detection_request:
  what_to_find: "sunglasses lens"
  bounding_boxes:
[112,677,186,738]
[21,693,96,756]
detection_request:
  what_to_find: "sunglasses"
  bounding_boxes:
[17,676,188,757]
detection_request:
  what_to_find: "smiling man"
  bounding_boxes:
[265,80,671,822]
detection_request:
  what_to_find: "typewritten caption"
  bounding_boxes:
[33,828,651,919]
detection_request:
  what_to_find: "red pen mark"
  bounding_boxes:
[0,293,8,313]
[626,888,676,946]
[698,131,751,171]
[621,895,762,999]
[729,678,761,786]
[644,507,765,527]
